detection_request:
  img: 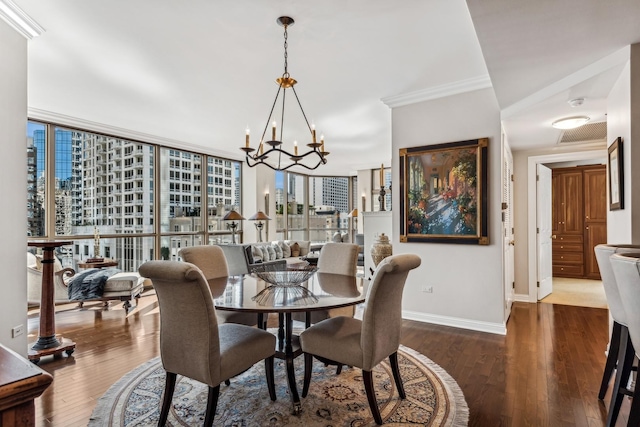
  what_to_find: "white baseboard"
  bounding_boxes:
[402,310,507,335]
[514,293,533,303]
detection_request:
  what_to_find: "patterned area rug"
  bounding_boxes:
[89,345,468,426]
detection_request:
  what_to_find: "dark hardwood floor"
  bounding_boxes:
[29,295,628,426]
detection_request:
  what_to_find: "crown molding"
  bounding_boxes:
[381,74,493,108]
[0,0,43,39]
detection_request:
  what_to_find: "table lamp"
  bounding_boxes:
[223,210,245,244]
[249,211,271,242]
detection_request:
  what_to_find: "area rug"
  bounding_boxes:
[89,345,468,426]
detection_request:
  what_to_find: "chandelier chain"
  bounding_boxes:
[283,23,289,78]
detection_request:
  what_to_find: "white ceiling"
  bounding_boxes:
[14,0,640,174]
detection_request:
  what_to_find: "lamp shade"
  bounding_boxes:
[348,209,358,217]
[249,211,271,221]
[223,210,245,221]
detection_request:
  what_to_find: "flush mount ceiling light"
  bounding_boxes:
[241,16,329,171]
[552,116,590,130]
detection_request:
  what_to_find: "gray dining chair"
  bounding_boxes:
[299,253,421,425]
[180,245,264,328]
[610,252,640,427]
[293,242,360,327]
[138,260,276,427]
[594,244,640,427]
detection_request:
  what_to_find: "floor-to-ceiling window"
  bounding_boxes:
[27,121,242,269]
[273,171,353,243]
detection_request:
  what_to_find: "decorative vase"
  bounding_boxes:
[371,233,392,267]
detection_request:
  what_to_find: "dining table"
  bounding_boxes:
[208,270,366,415]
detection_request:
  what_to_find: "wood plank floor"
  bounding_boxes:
[29,295,629,426]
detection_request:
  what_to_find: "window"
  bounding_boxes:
[28,121,242,271]
[309,176,350,242]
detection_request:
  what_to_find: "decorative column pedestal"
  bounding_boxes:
[27,240,76,364]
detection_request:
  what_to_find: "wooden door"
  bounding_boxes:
[584,166,607,279]
[552,173,562,236]
[562,171,583,235]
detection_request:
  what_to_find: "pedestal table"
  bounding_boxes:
[27,240,76,363]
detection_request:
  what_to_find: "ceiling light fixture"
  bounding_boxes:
[551,116,590,130]
[567,98,585,107]
[241,16,328,171]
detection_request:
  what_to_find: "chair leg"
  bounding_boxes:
[265,356,277,401]
[302,353,313,398]
[599,321,622,400]
[336,364,343,375]
[606,326,635,427]
[158,372,177,427]
[389,351,406,399]
[203,385,220,427]
[363,370,383,425]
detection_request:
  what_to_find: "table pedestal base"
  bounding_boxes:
[28,335,76,364]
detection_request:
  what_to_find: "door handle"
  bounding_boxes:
[551,235,557,239]
[509,240,515,246]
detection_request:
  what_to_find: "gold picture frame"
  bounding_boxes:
[399,138,489,244]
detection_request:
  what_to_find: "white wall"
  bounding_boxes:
[606,44,640,244]
[391,88,505,334]
[607,59,632,243]
[0,19,29,354]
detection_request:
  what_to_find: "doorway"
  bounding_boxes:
[526,150,607,303]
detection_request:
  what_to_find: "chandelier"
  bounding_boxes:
[241,16,328,171]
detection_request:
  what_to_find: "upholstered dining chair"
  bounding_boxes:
[180,245,263,328]
[293,242,360,326]
[138,260,276,427]
[299,253,421,425]
[609,252,640,427]
[594,244,640,427]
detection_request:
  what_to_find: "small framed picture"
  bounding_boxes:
[608,137,624,210]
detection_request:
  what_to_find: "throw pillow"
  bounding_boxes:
[332,232,342,242]
[341,232,349,243]
[272,243,283,259]
[290,242,300,257]
[267,245,276,261]
[260,245,270,262]
[280,241,291,258]
[297,241,310,256]
[251,245,263,263]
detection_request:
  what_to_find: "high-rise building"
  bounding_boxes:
[29,127,239,270]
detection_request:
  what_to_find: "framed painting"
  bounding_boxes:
[399,138,489,245]
[608,137,624,210]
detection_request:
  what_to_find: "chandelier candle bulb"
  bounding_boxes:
[294,141,298,155]
[245,127,250,147]
[272,122,276,141]
[380,164,384,187]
